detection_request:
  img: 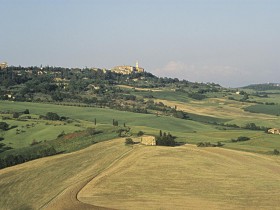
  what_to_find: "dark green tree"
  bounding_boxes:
[0,122,9,130]
[13,112,20,118]
[23,109,30,114]
[273,149,280,155]
[45,112,60,121]
[125,138,134,145]
[137,131,144,136]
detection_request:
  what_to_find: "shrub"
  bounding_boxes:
[0,122,9,130]
[23,109,30,114]
[244,123,260,130]
[197,142,223,147]
[273,149,279,155]
[13,112,20,118]
[217,141,224,147]
[125,138,134,145]
[237,136,250,141]
[86,128,103,135]
[188,92,206,100]
[172,110,189,119]
[57,131,65,138]
[0,143,13,153]
[30,139,41,146]
[231,136,250,142]
[45,112,60,121]
[137,131,144,136]
[197,142,213,147]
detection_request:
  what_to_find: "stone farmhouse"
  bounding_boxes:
[140,136,156,146]
[268,128,280,135]
[111,61,144,74]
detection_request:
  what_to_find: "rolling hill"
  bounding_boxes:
[1,67,280,209]
[1,138,280,210]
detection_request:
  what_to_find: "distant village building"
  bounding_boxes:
[140,136,156,146]
[87,84,100,90]
[111,61,144,74]
[268,128,280,135]
[53,78,69,89]
[0,62,8,69]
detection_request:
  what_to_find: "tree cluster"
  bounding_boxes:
[197,142,223,147]
[0,122,9,130]
[231,136,250,143]
[0,145,57,169]
[156,130,176,146]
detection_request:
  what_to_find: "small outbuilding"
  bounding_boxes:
[268,128,280,135]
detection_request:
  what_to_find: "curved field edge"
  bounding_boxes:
[0,138,132,210]
[78,144,280,210]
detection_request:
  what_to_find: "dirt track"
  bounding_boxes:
[42,142,136,210]
[43,178,103,210]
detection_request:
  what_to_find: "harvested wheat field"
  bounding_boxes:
[1,138,280,210]
[154,98,277,121]
[0,138,132,210]
[79,143,280,210]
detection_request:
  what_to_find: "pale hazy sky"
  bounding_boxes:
[1,0,279,87]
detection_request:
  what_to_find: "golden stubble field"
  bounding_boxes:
[1,138,280,210]
[78,144,280,210]
[154,98,277,121]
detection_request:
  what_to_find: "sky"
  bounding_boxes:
[0,0,279,87]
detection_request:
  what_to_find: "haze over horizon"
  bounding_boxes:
[1,0,279,87]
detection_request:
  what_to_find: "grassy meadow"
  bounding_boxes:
[244,104,280,116]
[0,117,89,149]
[1,99,280,155]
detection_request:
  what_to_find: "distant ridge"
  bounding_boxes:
[242,83,280,91]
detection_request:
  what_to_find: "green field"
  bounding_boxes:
[244,104,280,116]
[0,118,90,149]
[1,100,280,156]
[134,90,191,103]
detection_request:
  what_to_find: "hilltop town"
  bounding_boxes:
[111,61,144,74]
[0,61,143,74]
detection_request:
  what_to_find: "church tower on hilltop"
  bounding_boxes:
[135,61,144,73]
